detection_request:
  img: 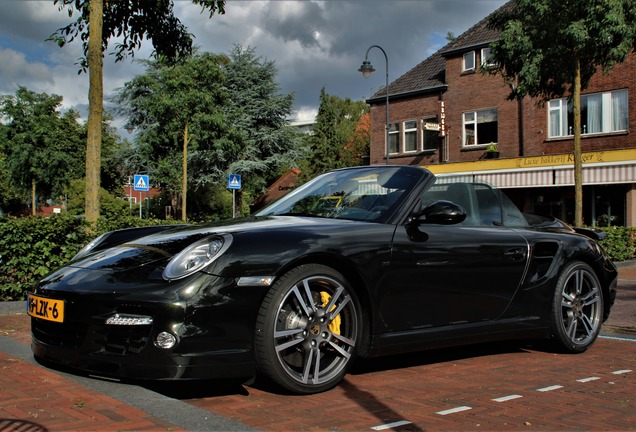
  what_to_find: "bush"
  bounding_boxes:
[598,226,636,262]
[0,215,180,301]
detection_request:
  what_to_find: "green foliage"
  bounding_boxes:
[49,0,226,72]
[116,46,307,219]
[223,46,306,196]
[0,216,89,300]
[115,51,230,218]
[65,178,129,222]
[598,226,636,263]
[488,0,636,101]
[0,87,85,202]
[302,88,369,180]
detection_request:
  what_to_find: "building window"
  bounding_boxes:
[463,109,498,146]
[548,89,628,138]
[422,116,439,152]
[403,120,418,152]
[481,47,495,68]
[388,122,399,154]
[462,51,475,72]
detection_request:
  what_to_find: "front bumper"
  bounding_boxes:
[30,272,268,381]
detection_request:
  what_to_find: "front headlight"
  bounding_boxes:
[162,234,232,281]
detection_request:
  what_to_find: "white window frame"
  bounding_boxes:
[481,47,495,68]
[462,51,475,72]
[403,120,418,153]
[547,89,629,138]
[463,108,498,147]
[388,122,399,154]
[421,116,439,152]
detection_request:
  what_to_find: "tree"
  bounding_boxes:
[117,47,305,220]
[115,52,230,220]
[488,0,636,227]
[221,45,306,216]
[341,112,371,167]
[0,87,85,215]
[302,88,369,180]
[50,0,226,224]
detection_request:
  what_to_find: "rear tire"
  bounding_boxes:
[550,261,603,353]
[254,264,360,394]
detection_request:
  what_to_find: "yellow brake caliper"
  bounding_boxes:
[320,291,341,335]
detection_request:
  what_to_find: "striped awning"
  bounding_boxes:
[437,163,636,188]
[555,164,636,186]
[476,169,554,188]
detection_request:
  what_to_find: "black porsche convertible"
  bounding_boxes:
[28,165,617,394]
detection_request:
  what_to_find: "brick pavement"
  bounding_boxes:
[0,264,634,431]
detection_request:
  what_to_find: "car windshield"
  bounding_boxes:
[256,166,427,222]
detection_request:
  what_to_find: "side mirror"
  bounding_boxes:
[410,200,467,225]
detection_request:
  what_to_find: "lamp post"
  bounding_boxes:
[359,45,390,165]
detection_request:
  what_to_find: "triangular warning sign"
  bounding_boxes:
[136,177,147,189]
[230,176,239,186]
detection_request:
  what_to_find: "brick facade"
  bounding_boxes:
[369,51,635,166]
[366,5,635,226]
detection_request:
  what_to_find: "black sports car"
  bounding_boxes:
[28,165,617,394]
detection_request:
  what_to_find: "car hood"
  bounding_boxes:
[66,216,375,273]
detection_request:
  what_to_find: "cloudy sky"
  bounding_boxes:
[0,0,507,133]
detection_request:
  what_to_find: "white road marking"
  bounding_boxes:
[536,385,563,392]
[371,420,412,430]
[436,406,472,415]
[599,335,636,342]
[492,394,523,402]
[611,369,632,375]
[577,377,600,383]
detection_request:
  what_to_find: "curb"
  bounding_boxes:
[0,300,24,315]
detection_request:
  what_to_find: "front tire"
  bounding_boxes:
[254,264,361,394]
[550,261,603,353]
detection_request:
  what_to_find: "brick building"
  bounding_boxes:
[366,2,635,226]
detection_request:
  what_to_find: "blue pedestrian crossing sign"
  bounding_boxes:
[133,174,150,191]
[228,174,241,190]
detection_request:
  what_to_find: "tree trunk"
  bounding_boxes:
[181,122,188,221]
[85,0,104,224]
[31,179,36,216]
[573,61,583,227]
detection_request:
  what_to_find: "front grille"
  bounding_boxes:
[103,326,151,355]
[32,317,153,356]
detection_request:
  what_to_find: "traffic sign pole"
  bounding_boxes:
[228,174,241,218]
[133,174,150,219]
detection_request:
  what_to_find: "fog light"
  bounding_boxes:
[154,331,177,349]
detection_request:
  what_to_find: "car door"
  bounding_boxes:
[378,181,529,332]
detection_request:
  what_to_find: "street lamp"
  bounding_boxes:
[359,45,390,165]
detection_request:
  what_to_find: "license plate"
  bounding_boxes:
[27,294,65,323]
